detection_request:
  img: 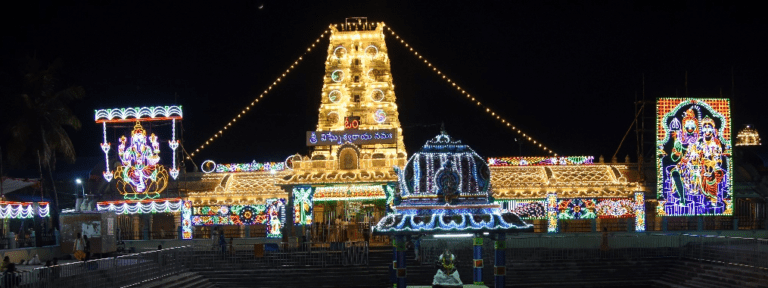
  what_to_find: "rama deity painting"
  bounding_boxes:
[658,99,732,216]
[114,121,169,199]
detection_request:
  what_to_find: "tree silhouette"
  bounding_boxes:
[2,56,84,217]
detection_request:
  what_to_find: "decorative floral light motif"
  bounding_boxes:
[114,122,169,200]
[329,90,341,103]
[331,70,344,82]
[190,199,286,238]
[595,199,634,218]
[557,199,596,219]
[371,89,385,102]
[373,109,387,123]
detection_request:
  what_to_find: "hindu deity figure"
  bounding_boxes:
[115,122,167,198]
[667,108,703,205]
[433,249,462,286]
[266,201,282,237]
[698,116,725,203]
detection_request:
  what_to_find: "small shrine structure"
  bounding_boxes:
[373,129,532,288]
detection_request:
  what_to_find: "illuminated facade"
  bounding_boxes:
[736,125,761,146]
[489,158,645,232]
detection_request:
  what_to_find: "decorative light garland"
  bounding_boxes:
[488,156,594,166]
[169,120,179,179]
[94,106,182,123]
[96,199,184,215]
[313,185,386,201]
[201,160,286,173]
[385,26,555,155]
[190,30,331,159]
[0,202,49,219]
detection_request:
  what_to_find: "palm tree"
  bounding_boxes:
[2,56,84,220]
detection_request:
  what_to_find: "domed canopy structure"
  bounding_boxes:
[396,129,492,205]
[374,129,532,234]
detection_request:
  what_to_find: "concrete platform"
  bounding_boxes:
[411,285,489,288]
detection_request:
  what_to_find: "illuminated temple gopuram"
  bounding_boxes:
[88,20,764,244]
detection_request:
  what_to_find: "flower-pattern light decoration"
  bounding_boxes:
[190,199,286,238]
[595,199,634,218]
[114,122,169,200]
[556,198,596,219]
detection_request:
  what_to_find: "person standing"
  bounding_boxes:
[210,228,217,251]
[218,231,226,256]
[73,233,85,261]
[83,235,91,262]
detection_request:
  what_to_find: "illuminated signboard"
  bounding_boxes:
[657,98,732,216]
[306,129,397,146]
[344,116,360,130]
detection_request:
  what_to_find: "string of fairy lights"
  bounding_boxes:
[384,25,556,156]
[188,30,331,159]
[189,23,555,159]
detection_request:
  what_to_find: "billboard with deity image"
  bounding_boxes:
[657,98,732,216]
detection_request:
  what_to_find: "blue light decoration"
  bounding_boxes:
[657,98,732,216]
[374,129,532,234]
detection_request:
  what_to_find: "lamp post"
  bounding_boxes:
[75,179,85,212]
[75,179,85,197]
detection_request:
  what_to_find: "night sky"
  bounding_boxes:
[3,1,767,168]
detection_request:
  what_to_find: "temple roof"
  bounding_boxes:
[490,164,642,199]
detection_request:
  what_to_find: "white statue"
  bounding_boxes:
[433,249,462,287]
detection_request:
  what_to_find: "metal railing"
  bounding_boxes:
[189,241,369,268]
[678,233,768,270]
[418,233,767,270]
[0,246,193,288]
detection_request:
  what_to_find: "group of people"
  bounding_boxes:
[1,255,59,287]
[209,227,235,256]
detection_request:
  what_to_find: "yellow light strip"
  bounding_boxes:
[188,30,331,159]
[385,26,556,156]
